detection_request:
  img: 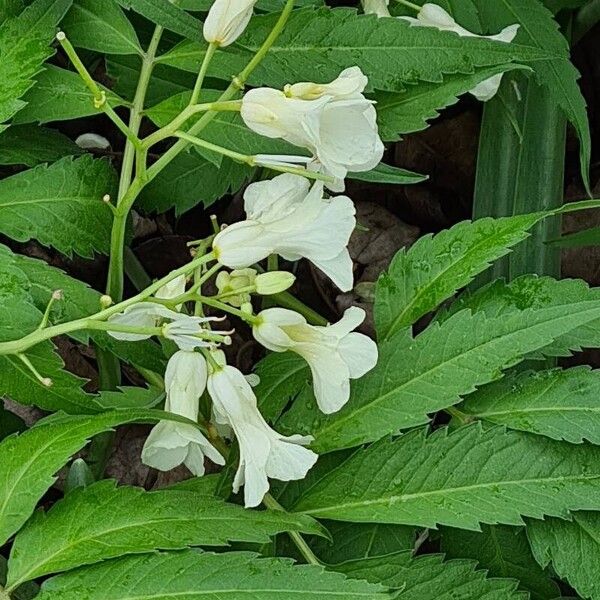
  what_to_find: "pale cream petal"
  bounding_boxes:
[338,331,378,379]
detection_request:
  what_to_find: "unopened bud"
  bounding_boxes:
[41,377,53,387]
[100,294,113,308]
[255,271,295,295]
[102,194,111,203]
[240,301,253,315]
[52,289,64,301]
[56,31,66,42]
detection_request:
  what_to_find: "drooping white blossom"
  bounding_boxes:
[203,0,257,47]
[253,306,378,414]
[142,350,224,476]
[241,67,384,186]
[213,174,356,291]
[398,4,519,101]
[207,363,317,507]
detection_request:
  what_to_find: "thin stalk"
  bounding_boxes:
[146,0,295,183]
[198,296,259,324]
[262,493,322,566]
[395,0,421,11]
[0,253,216,356]
[190,41,218,105]
[56,33,140,146]
[272,291,328,326]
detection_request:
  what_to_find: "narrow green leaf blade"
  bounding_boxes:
[374,213,545,341]
[36,551,387,600]
[0,155,115,258]
[0,410,170,546]
[0,125,82,166]
[7,480,323,586]
[62,0,142,55]
[528,512,600,600]
[13,65,126,125]
[461,366,600,444]
[337,551,527,599]
[441,525,560,600]
[116,0,203,40]
[294,425,600,530]
[0,0,72,128]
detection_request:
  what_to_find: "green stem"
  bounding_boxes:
[198,296,259,324]
[56,33,140,146]
[262,493,322,566]
[395,0,421,12]
[146,0,295,183]
[0,253,216,356]
[190,41,218,105]
[271,291,328,326]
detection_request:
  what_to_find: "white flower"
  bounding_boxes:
[213,174,356,291]
[203,0,257,47]
[399,4,519,101]
[362,0,390,18]
[208,363,317,507]
[241,67,384,184]
[142,351,224,476]
[253,306,378,414]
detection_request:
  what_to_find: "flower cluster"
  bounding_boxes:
[106,0,385,507]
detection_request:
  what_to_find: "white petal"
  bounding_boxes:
[470,74,504,102]
[75,133,110,150]
[107,303,177,341]
[164,351,207,417]
[338,331,378,379]
[156,274,186,301]
[266,437,317,481]
[311,248,354,292]
[203,0,257,46]
[362,0,391,17]
[243,173,309,221]
[325,306,366,338]
[213,220,275,268]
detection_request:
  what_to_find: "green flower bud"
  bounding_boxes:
[215,268,257,307]
[255,271,295,295]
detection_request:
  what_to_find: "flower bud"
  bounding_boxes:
[203,0,258,47]
[100,294,113,308]
[255,271,295,295]
[216,268,257,307]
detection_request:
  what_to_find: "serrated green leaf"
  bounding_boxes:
[37,551,387,600]
[157,8,552,92]
[473,0,591,190]
[139,151,251,214]
[13,65,127,124]
[0,125,82,166]
[337,551,527,599]
[0,0,72,128]
[374,213,545,341]
[255,352,310,422]
[7,479,323,587]
[442,275,600,358]
[461,366,600,444]
[441,525,560,600]
[347,163,427,185]
[0,410,173,546]
[96,386,164,409]
[310,522,415,566]
[291,298,600,453]
[528,512,600,600]
[293,425,600,530]
[0,0,24,23]
[62,0,142,55]
[376,65,528,141]
[0,155,115,258]
[116,0,202,40]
